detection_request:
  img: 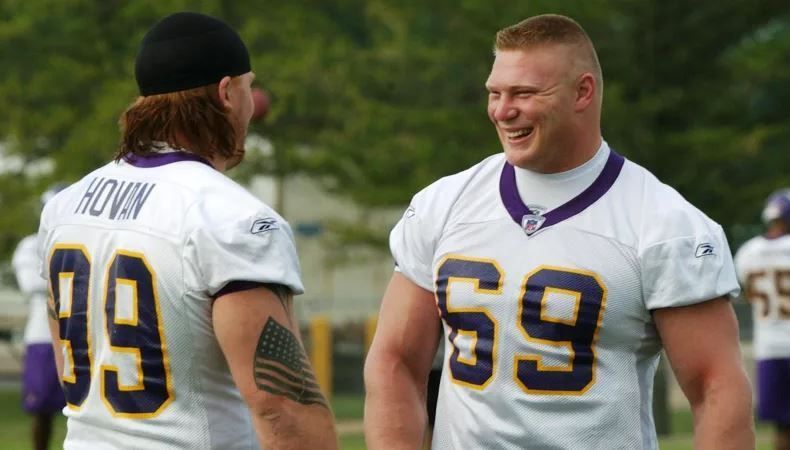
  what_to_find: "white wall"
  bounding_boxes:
[249,174,401,323]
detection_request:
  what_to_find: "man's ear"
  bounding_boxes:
[574,72,596,112]
[217,76,233,109]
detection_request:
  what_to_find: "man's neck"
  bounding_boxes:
[765,222,789,238]
[169,133,227,172]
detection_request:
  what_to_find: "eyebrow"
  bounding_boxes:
[485,84,540,92]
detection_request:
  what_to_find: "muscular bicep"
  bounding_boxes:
[653,297,744,404]
[366,272,441,385]
[213,285,327,408]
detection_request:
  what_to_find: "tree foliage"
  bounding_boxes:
[0,0,788,259]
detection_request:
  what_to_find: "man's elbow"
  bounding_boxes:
[364,347,402,394]
[686,365,752,412]
[364,348,428,407]
[238,384,289,416]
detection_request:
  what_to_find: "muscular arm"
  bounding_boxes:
[654,297,755,450]
[364,272,441,450]
[213,284,338,450]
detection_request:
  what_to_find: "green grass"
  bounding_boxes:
[341,433,367,450]
[0,390,772,449]
[659,409,772,450]
[0,390,66,450]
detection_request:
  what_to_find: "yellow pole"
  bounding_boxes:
[364,314,378,355]
[309,315,332,399]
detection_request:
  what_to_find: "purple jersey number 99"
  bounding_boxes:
[49,246,173,417]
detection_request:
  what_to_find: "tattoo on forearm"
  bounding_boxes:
[262,283,292,316]
[253,317,328,407]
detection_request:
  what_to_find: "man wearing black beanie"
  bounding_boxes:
[37,11,338,449]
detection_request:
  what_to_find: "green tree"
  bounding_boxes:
[0,0,788,260]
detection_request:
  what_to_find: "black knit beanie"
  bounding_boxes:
[135,12,251,96]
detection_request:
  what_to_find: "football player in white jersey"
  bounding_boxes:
[364,14,754,449]
[735,189,790,450]
[37,12,337,450]
[12,185,67,450]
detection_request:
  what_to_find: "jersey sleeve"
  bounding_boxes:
[639,206,740,310]
[184,207,304,297]
[12,235,47,296]
[389,189,442,292]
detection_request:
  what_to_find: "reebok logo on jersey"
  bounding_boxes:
[251,218,279,234]
[695,243,715,258]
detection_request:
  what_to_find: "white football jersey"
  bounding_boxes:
[38,151,304,450]
[391,143,739,449]
[12,234,53,344]
[734,234,790,360]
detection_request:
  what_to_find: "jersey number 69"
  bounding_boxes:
[436,256,607,395]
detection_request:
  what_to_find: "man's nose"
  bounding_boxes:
[492,97,518,121]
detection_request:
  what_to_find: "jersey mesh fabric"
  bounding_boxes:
[391,148,738,449]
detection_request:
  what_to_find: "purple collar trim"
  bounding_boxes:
[124,151,213,168]
[499,150,625,231]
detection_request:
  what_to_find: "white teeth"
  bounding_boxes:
[506,128,532,138]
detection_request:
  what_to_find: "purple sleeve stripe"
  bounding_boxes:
[214,281,269,298]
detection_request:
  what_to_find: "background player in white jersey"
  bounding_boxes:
[735,189,790,450]
[364,14,754,449]
[37,12,337,449]
[11,185,67,450]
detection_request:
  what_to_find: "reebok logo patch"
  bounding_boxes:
[695,243,715,258]
[251,218,279,234]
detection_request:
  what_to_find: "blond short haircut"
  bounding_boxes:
[495,14,603,97]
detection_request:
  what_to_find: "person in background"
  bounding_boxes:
[735,189,790,450]
[11,184,67,450]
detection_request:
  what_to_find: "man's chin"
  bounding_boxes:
[506,145,555,172]
[503,144,534,166]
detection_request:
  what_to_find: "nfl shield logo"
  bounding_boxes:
[521,214,546,236]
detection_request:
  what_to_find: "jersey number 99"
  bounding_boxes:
[49,245,173,418]
[436,256,606,395]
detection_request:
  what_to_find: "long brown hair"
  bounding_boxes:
[117,84,239,161]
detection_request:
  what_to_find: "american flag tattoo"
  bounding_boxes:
[253,318,328,407]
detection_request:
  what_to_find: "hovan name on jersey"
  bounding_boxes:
[73,177,156,221]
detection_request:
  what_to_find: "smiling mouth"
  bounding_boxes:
[504,127,534,142]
